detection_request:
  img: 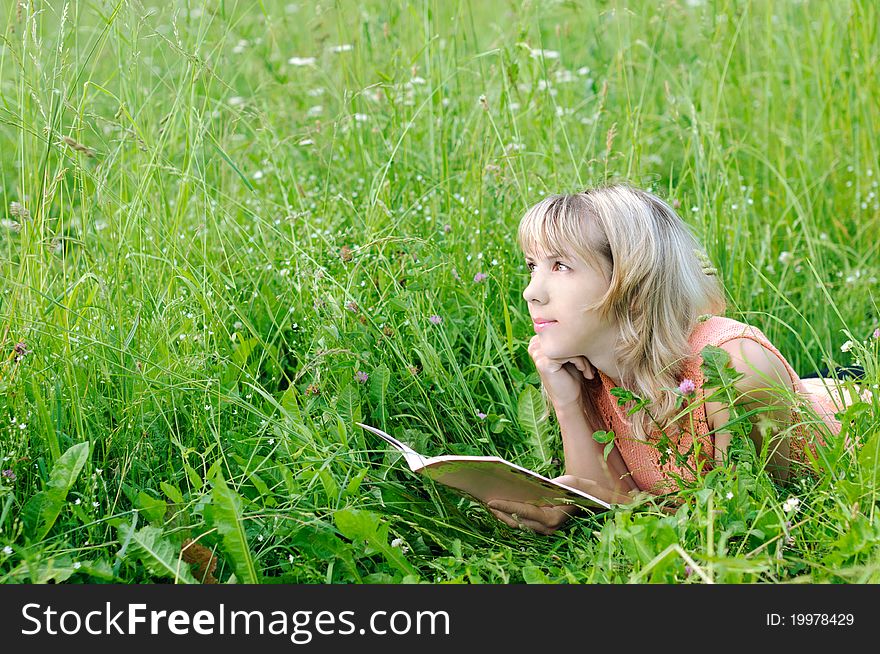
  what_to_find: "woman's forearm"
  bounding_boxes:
[553,400,638,494]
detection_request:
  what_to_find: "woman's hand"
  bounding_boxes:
[486,474,637,535]
[528,335,596,409]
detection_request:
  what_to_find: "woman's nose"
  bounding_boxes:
[523,277,546,304]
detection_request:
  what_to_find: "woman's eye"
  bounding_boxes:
[525,261,568,272]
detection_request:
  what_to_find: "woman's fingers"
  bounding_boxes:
[489,508,553,534]
[568,357,594,379]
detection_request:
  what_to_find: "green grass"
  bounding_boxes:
[1,0,879,583]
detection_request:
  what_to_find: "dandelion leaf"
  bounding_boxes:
[517,385,553,466]
[22,441,90,541]
[206,471,261,584]
[116,523,198,584]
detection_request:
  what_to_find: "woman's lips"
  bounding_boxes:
[533,320,557,333]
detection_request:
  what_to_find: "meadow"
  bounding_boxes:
[1,0,879,584]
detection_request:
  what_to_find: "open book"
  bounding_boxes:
[356,422,611,511]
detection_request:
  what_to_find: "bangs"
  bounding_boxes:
[517,194,604,270]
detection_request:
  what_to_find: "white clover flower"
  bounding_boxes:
[782,497,800,513]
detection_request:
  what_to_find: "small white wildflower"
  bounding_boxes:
[257,535,264,542]
[778,251,793,265]
[782,497,800,513]
[73,561,81,569]
[228,96,245,106]
[92,501,99,507]
[841,340,854,353]
[74,498,81,505]
[18,423,26,430]
[288,56,316,66]
[298,138,314,146]
[2,545,12,555]
[726,491,734,500]
[289,554,295,563]
[268,438,275,445]
[253,170,264,180]
[330,44,353,52]
[353,113,369,122]
[391,538,404,548]
[530,48,560,59]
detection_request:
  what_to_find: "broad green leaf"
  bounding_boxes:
[369,364,391,428]
[160,481,185,504]
[517,385,552,463]
[136,491,168,524]
[22,441,90,541]
[28,554,78,584]
[335,382,362,439]
[184,462,203,491]
[209,472,260,584]
[116,524,198,584]
[280,384,303,424]
[522,565,550,583]
[333,508,417,578]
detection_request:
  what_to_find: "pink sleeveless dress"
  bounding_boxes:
[594,315,847,495]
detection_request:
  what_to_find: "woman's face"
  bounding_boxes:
[522,247,614,360]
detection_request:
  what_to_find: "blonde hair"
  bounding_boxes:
[517,183,728,441]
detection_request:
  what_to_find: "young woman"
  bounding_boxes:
[487,184,872,534]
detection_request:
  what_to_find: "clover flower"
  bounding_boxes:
[429,315,442,325]
[678,378,696,396]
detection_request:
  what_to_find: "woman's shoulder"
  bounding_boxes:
[690,315,769,350]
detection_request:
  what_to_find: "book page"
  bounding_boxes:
[421,458,610,510]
